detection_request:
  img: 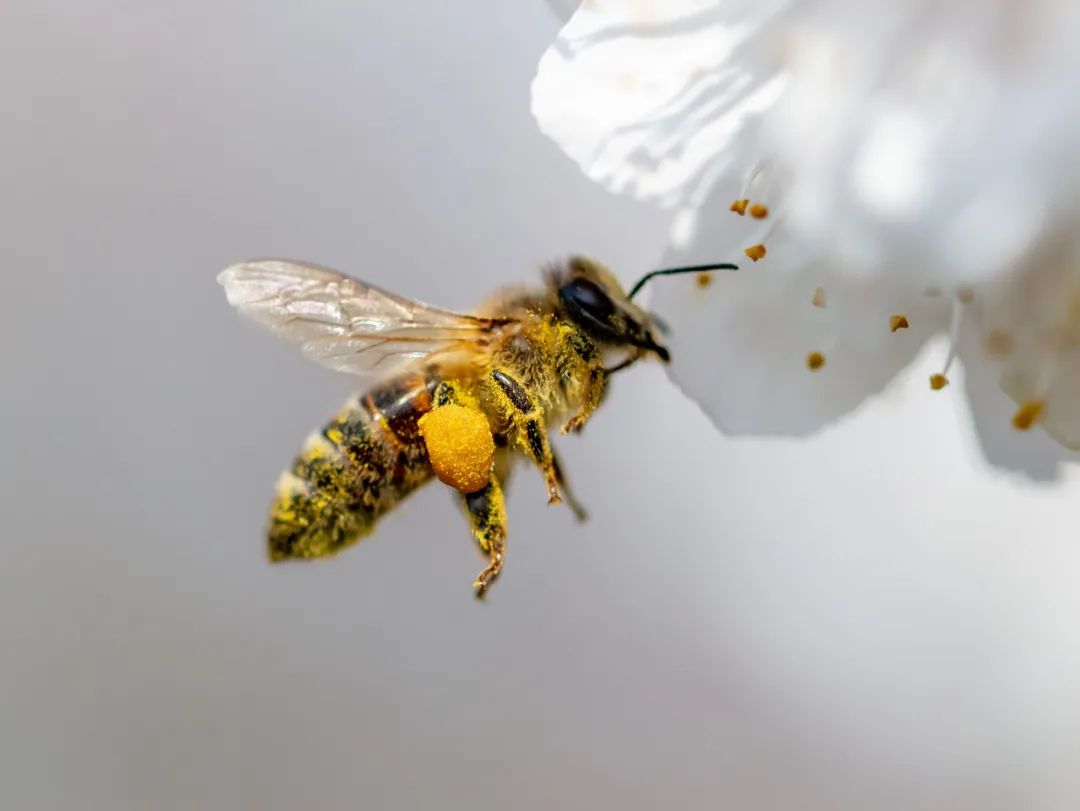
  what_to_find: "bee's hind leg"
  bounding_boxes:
[551,450,587,523]
[461,475,508,599]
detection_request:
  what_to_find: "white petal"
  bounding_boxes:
[534,0,1080,287]
[650,185,950,435]
[955,235,1080,472]
[767,0,1080,287]
[531,0,788,209]
[957,345,1074,480]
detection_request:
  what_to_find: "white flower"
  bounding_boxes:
[532,0,1080,476]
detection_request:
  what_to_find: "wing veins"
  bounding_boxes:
[219,259,513,378]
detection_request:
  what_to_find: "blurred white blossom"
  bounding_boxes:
[532,0,1080,476]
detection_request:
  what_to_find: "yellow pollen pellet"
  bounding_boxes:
[745,244,767,261]
[889,315,910,332]
[730,198,750,215]
[806,351,825,371]
[749,203,769,219]
[929,373,949,390]
[418,405,494,494]
[1011,400,1045,431]
[811,286,826,308]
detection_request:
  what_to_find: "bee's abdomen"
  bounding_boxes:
[267,373,437,560]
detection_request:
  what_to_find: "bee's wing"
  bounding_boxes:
[218,259,511,376]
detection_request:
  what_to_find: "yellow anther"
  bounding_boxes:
[929,373,949,390]
[749,203,769,219]
[985,330,1014,357]
[418,405,494,493]
[730,198,749,215]
[696,272,713,288]
[811,286,826,308]
[889,314,910,332]
[1011,400,1045,431]
[745,244,767,261]
[806,351,825,371]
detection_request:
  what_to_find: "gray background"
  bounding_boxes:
[5,3,1080,809]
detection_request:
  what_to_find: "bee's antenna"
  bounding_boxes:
[628,262,739,299]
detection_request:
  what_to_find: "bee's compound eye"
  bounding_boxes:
[418,405,494,494]
[560,279,614,317]
[559,278,619,338]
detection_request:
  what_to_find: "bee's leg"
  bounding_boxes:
[550,450,587,522]
[432,380,460,406]
[489,369,561,505]
[561,360,607,435]
[461,475,508,598]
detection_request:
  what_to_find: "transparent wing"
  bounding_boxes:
[218,259,510,376]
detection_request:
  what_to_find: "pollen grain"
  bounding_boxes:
[745,244,767,262]
[1011,400,1045,431]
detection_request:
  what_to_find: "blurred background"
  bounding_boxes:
[4,3,1080,809]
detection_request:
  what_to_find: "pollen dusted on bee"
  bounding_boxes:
[418,404,495,494]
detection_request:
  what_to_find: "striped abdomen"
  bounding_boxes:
[267,372,438,560]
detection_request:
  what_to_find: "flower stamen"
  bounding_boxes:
[745,244,767,261]
[730,199,749,216]
[1012,400,1045,431]
[889,315,909,332]
[985,330,1014,356]
[931,295,965,392]
[806,351,825,371]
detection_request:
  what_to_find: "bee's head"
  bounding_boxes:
[548,256,740,366]
[548,256,671,361]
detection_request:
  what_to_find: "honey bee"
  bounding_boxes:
[218,256,735,595]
